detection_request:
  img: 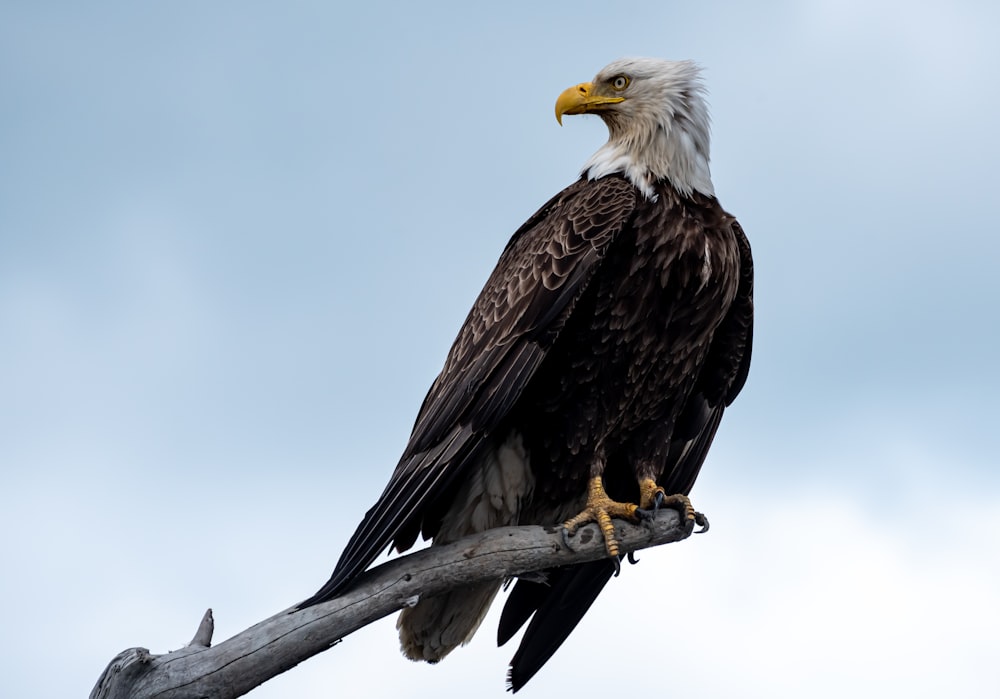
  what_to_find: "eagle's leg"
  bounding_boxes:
[562,476,639,558]
[636,478,709,533]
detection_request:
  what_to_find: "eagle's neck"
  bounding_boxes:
[582,102,714,201]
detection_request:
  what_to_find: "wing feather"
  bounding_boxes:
[299,177,638,607]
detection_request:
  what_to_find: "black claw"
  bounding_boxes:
[561,526,574,550]
[612,557,621,577]
[694,512,710,533]
[627,551,640,565]
[637,491,667,522]
[653,490,665,512]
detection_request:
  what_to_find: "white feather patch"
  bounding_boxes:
[397,431,533,662]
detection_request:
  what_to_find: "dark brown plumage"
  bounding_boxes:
[498,178,753,690]
[299,57,754,690]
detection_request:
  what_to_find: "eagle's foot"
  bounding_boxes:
[636,489,710,533]
[562,476,639,558]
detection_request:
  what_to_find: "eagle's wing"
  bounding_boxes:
[299,176,638,607]
[499,219,754,691]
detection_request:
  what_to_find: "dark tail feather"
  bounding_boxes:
[500,559,617,692]
[497,575,552,647]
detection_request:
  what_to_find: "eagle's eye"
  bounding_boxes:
[611,75,630,91]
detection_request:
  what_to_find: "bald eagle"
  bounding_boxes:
[300,57,753,690]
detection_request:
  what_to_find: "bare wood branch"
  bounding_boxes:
[187,609,214,648]
[91,511,697,699]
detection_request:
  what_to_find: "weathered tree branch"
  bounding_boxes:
[91,511,698,699]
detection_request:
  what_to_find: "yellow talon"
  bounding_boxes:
[636,479,707,531]
[659,493,697,524]
[648,490,706,532]
[638,478,666,510]
[563,476,640,557]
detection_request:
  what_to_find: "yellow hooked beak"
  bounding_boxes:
[555,82,625,125]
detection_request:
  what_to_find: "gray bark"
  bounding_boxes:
[90,511,697,699]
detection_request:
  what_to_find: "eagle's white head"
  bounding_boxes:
[555,57,714,200]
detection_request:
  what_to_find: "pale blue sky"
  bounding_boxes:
[2,2,998,697]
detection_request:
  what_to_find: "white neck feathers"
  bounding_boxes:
[582,58,715,200]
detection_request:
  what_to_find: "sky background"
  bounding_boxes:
[2,1,999,696]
